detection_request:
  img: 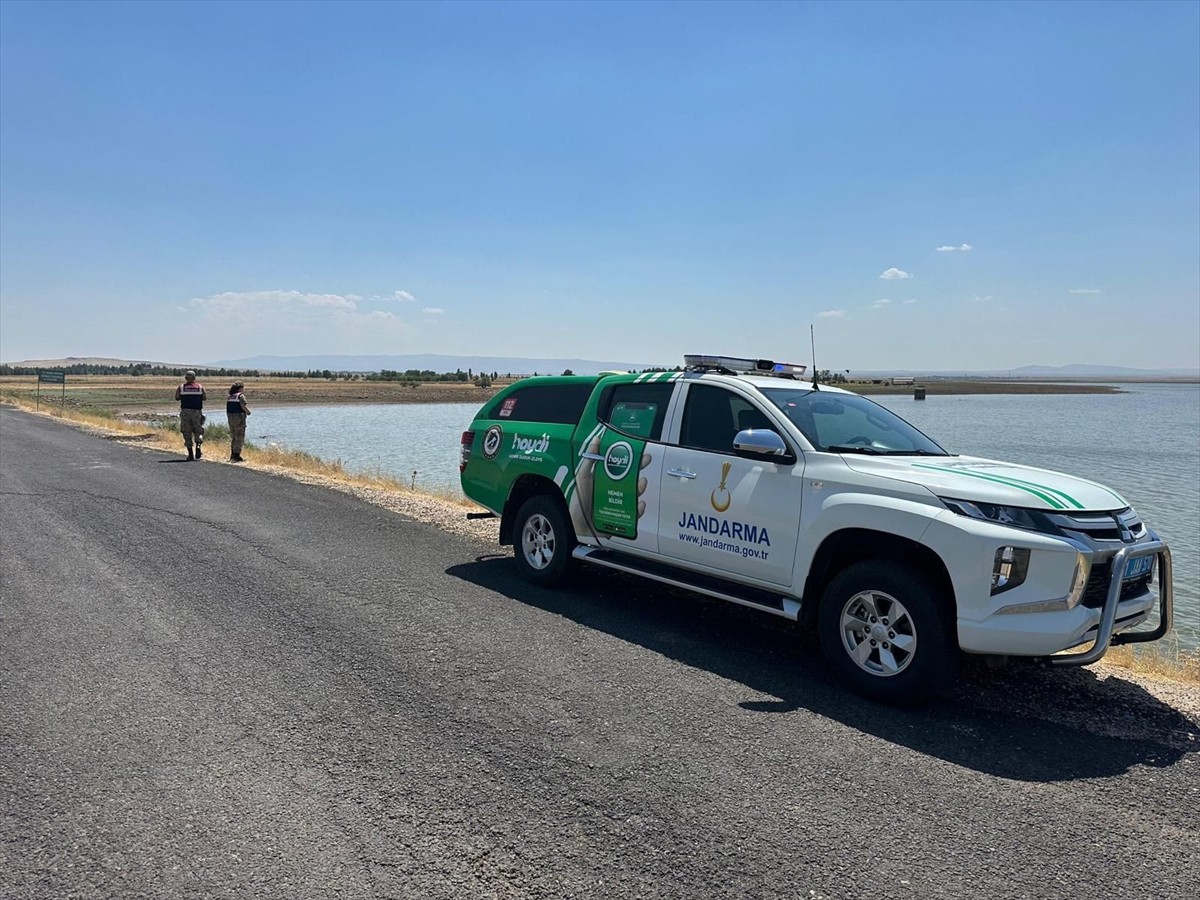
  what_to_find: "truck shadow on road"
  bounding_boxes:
[447,556,1197,783]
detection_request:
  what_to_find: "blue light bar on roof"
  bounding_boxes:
[683,355,807,377]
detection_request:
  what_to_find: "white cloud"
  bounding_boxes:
[184,290,412,338]
[303,294,358,310]
[880,268,912,280]
[936,243,973,252]
[903,299,917,304]
[871,298,893,309]
[422,307,445,315]
[969,295,993,303]
[363,290,414,303]
[817,309,846,318]
[1068,288,1102,294]
[188,290,359,315]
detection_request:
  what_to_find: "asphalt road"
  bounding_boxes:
[2,406,1197,900]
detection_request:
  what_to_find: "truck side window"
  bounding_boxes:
[486,383,594,424]
[679,385,767,453]
[599,382,674,441]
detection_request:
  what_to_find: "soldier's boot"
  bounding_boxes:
[195,444,202,460]
[187,448,194,460]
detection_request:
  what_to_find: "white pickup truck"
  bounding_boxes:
[459,354,1174,702]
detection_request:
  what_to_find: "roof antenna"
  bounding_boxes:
[810,324,820,391]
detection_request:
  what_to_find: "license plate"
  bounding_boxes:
[1124,555,1153,580]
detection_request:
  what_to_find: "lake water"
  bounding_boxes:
[246,384,1199,650]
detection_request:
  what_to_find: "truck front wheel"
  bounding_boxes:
[817,560,957,703]
[513,494,575,586]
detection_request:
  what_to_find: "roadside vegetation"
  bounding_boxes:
[2,387,1194,685]
[1101,641,1200,684]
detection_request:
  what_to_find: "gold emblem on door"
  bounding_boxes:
[710,461,732,512]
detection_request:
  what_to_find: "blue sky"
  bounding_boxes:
[2,0,1197,371]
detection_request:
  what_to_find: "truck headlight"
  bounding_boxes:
[941,497,1041,531]
[991,546,1030,595]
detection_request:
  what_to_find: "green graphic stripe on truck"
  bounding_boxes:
[913,463,1083,509]
[946,468,1084,510]
[993,470,1126,507]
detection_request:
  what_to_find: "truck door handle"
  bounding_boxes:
[667,468,697,480]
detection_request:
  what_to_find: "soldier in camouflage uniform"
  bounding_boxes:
[174,371,207,460]
[226,382,250,462]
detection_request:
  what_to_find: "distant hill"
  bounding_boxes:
[856,364,1199,379]
[204,353,659,375]
[3,355,194,368]
[1004,364,1199,377]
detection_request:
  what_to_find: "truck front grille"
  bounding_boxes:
[1080,560,1153,609]
[1049,508,1145,543]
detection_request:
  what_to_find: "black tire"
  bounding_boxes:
[512,494,576,586]
[817,560,957,704]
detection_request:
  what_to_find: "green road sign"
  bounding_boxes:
[38,370,66,384]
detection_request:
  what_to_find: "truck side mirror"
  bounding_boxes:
[733,429,790,460]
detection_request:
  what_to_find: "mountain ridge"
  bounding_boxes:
[205,353,654,375]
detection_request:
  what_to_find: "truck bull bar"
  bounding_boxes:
[1051,541,1173,667]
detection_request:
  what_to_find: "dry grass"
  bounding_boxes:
[1099,641,1200,684]
[248,442,476,507]
[0,392,159,436]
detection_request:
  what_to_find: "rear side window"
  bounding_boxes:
[599,382,675,441]
[486,383,594,424]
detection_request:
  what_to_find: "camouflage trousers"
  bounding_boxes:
[180,409,205,449]
[227,413,247,456]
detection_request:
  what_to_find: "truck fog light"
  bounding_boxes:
[991,546,1030,595]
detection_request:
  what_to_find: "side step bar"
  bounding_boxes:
[572,546,802,621]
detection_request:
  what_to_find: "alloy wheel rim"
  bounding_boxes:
[522,513,556,570]
[839,589,917,677]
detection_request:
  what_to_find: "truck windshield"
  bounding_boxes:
[760,388,949,456]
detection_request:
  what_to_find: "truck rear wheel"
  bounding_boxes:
[817,560,956,703]
[513,494,575,586]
